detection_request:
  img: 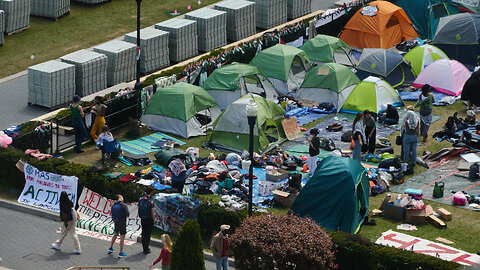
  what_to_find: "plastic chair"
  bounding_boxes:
[101,140,118,168]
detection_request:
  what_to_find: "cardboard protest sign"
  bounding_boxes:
[282,117,302,140]
[153,193,202,233]
[76,187,141,240]
[17,162,78,212]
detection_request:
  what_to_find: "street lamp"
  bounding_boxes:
[135,0,142,93]
[246,97,258,217]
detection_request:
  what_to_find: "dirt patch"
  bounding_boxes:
[62,44,81,51]
[106,29,127,38]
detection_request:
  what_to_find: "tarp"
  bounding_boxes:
[291,156,370,234]
[395,0,462,39]
[404,44,449,76]
[412,59,471,96]
[300,35,356,66]
[340,1,418,49]
[153,193,202,233]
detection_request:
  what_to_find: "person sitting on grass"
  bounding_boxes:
[378,104,399,125]
[434,116,460,140]
[96,125,114,151]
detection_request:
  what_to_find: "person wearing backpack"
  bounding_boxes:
[108,194,130,258]
[139,186,156,255]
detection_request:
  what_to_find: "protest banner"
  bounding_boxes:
[76,187,141,240]
[153,193,202,233]
[376,230,480,266]
[75,228,136,246]
[17,162,78,212]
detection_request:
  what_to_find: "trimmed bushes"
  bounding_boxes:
[230,214,336,270]
[170,219,205,270]
[196,203,248,239]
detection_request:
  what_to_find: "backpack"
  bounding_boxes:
[469,163,479,180]
[138,196,153,219]
[319,137,336,151]
[111,203,123,223]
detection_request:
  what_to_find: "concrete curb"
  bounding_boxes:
[0,198,235,267]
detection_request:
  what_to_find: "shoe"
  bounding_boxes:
[51,243,60,250]
[95,145,100,150]
[108,248,115,254]
[74,249,81,255]
[143,249,151,255]
[118,252,127,258]
[422,137,428,142]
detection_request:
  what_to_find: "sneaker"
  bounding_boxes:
[108,248,114,254]
[118,252,127,258]
[51,243,60,250]
[143,249,151,255]
[74,249,81,255]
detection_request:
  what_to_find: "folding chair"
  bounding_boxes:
[101,139,119,168]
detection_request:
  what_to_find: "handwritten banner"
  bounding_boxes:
[76,187,141,240]
[17,163,78,212]
[75,228,136,246]
[153,193,202,233]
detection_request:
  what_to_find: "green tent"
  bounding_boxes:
[202,62,278,110]
[250,44,312,95]
[404,45,449,76]
[341,76,403,114]
[291,156,370,234]
[208,94,286,153]
[295,63,360,111]
[141,82,221,138]
[300,35,356,66]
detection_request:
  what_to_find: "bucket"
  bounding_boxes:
[242,160,251,171]
[433,181,445,198]
[401,163,408,172]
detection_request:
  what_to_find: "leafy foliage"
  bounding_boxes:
[230,214,335,270]
[170,219,205,270]
[196,202,248,239]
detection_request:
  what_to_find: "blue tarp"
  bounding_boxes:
[286,107,336,126]
[399,90,458,106]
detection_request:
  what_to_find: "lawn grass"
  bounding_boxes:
[0,0,220,78]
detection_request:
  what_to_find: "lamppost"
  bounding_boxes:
[246,97,258,217]
[135,0,142,93]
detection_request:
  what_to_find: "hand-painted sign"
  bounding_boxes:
[361,6,378,16]
[17,163,78,212]
[153,193,202,233]
[376,230,480,266]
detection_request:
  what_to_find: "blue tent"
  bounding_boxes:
[395,0,463,39]
[290,156,370,234]
[355,48,416,87]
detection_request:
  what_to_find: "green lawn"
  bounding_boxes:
[0,0,220,78]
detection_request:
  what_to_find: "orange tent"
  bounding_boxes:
[340,1,418,49]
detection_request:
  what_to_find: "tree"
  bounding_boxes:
[170,219,205,270]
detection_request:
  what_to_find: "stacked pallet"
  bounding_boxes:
[214,0,255,41]
[251,0,287,29]
[0,10,4,45]
[28,60,75,109]
[185,7,227,52]
[124,27,169,74]
[155,18,197,62]
[30,0,70,19]
[0,0,30,34]
[60,49,107,96]
[93,40,136,87]
[287,0,311,19]
[74,0,108,4]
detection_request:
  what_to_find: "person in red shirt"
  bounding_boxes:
[210,224,230,270]
[149,234,171,270]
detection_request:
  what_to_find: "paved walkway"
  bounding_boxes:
[0,207,217,270]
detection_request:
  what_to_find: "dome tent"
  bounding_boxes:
[141,82,221,138]
[250,44,313,95]
[208,95,286,153]
[291,156,370,234]
[341,76,403,114]
[340,1,418,49]
[295,63,361,112]
[202,62,278,110]
[412,59,471,96]
[300,35,357,67]
[355,48,416,88]
[404,44,449,76]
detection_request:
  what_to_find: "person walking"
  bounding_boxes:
[169,154,193,193]
[307,128,320,177]
[149,234,172,270]
[139,186,156,255]
[363,110,376,154]
[352,112,365,162]
[51,191,81,254]
[402,106,420,166]
[90,96,107,142]
[414,84,435,142]
[70,95,87,153]
[210,224,230,270]
[108,194,129,258]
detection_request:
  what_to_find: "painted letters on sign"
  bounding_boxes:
[17,162,78,212]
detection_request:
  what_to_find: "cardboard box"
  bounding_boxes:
[128,118,148,138]
[405,208,426,225]
[383,204,405,221]
[266,169,289,182]
[16,159,25,172]
[427,215,447,228]
[379,194,391,211]
[272,187,298,207]
[436,207,452,221]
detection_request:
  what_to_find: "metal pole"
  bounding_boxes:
[248,115,256,217]
[135,0,142,92]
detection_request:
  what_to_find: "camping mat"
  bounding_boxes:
[297,112,331,126]
[398,89,459,106]
[285,144,331,160]
[120,132,186,155]
[286,107,335,126]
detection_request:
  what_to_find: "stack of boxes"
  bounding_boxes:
[0,0,30,34]
[154,18,198,62]
[185,7,227,52]
[30,0,70,19]
[93,40,137,86]
[214,0,256,41]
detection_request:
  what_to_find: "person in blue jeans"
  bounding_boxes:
[70,95,87,153]
[210,224,230,270]
[352,112,365,162]
[402,106,420,166]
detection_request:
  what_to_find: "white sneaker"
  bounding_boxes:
[74,249,81,255]
[51,243,60,250]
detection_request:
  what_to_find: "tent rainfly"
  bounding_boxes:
[404,44,449,76]
[300,35,357,67]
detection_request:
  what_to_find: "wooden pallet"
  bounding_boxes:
[6,25,30,36]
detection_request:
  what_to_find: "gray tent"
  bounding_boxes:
[355,48,415,87]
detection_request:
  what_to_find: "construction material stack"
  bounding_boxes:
[185,7,227,52]
[154,18,197,62]
[214,0,256,41]
[93,40,137,86]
